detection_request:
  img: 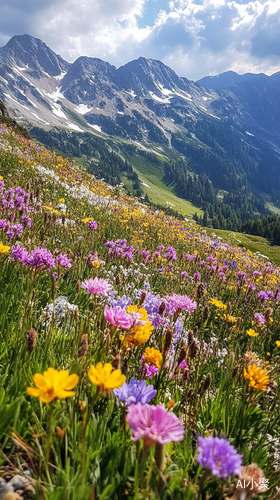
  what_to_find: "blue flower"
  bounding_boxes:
[114,377,157,406]
[197,435,242,478]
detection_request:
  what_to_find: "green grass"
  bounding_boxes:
[121,152,203,219]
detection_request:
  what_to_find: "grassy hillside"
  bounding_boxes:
[205,228,280,265]
[0,122,279,499]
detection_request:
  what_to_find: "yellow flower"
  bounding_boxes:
[88,363,126,391]
[275,340,280,347]
[243,365,269,391]
[247,329,259,337]
[144,347,162,368]
[59,198,65,203]
[27,368,79,403]
[223,314,238,323]
[0,175,3,180]
[0,242,10,254]
[81,217,93,223]
[208,298,227,310]
[121,305,154,347]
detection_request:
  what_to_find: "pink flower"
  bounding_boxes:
[165,294,197,315]
[104,306,134,329]
[127,403,185,449]
[81,277,113,297]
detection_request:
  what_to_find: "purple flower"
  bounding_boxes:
[81,277,113,297]
[185,253,196,261]
[0,219,9,231]
[127,403,185,448]
[164,246,177,261]
[88,220,97,229]
[10,223,23,237]
[11,245,29,262]
[56,254,72,268]
[110,294,132,309]
[26,248,55,270]
[197,435,242,478]
[257,291,269,301]
[166,294,197,315]
[114,377,157,406]
[21,215,32,227]
[254,312,266,326]
[104,305,134,329]
[181,271,188,277]
[142,363,159,378]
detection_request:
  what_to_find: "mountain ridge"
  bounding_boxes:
[1,34,280,226]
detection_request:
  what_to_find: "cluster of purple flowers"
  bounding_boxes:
[0,184,37,215]
[257,290,274,301]
[11,246,72,271]
[114,377,157,406]
[104,239,134,261]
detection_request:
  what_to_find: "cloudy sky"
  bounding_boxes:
[0,0,280,80]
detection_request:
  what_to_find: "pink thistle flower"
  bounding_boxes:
[104,306,134,329]
[165,294,197,315]
[127,403,185,449]
[81,277,113,297]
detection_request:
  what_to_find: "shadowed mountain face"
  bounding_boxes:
[0,34,280,199]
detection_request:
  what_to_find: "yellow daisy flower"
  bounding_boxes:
[88,363,125,391]
[27,368,79,403]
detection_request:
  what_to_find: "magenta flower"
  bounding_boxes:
[81,277,113,297]
[104,305,134,329]
[127,403,185,449]
[88,220,97,229]
[166,294,197,315]
[56,254,72,268]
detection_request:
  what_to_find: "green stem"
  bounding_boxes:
[46,402,53,478]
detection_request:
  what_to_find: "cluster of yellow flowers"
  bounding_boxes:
[27,364,126,403]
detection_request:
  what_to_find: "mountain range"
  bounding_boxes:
[1,34,280,225]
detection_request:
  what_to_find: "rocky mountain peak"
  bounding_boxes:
[0,34,70,77]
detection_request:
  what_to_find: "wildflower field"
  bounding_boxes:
[0,123,279,500]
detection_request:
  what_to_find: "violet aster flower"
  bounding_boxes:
[197,435,242,478]
[56,254,72,268]
[166,294,197,315]
[81,277,113,297]
[114,378,157,406]
[88,220,97,229]
[104,305,134,329]
[127,403,185,449]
